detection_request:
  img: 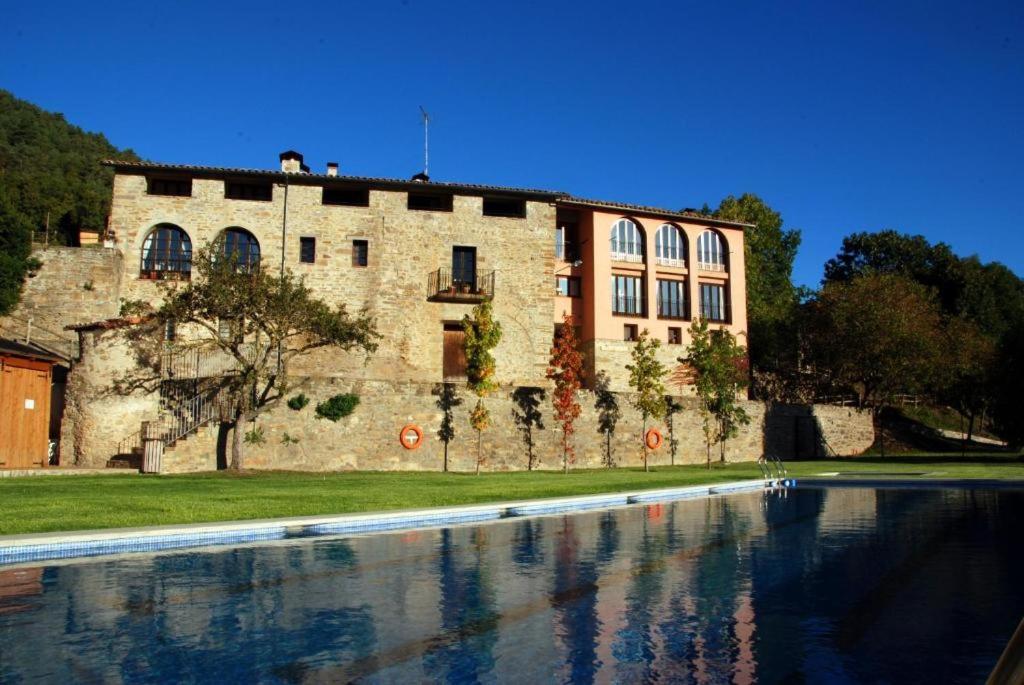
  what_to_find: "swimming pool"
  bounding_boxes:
[0,486,1020,683]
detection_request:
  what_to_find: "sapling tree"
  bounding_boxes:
[435,382,463,472]
[594,371,620,468]
[663,395,683,466]
[463,300,502,474]
[625,329,666,472]
[546,315,583,474]
[683,318,750,468]
[511,386,545,471]
[118,240,379,470]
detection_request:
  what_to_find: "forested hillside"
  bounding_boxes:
[0,89,140,314]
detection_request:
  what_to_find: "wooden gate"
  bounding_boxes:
[0,355,52,469]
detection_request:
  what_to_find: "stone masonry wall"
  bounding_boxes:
[160,378,767,474]
[0,246,122,356]
[108,174,556,386]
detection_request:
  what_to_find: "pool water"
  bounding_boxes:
[0,487,1021,683]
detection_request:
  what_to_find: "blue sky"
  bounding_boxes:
[2,1,1021,287]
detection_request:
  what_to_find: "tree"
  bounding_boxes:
[594,371,620,468]
[0,185,37,315]
[547,315,583,474]
[625,329,666,472]
[991,320,1024,449]
[463,300,502,474]
[511,386,545,471]
[684,319,750,468]
[804,274,945,455]
[434,382,463,472]
[121,241,379,470]
[940,318,997,442]
[663,395,683,466]
[711,194,801,387]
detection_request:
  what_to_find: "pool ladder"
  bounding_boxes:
[758,455,792,488]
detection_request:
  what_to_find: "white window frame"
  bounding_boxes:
[610,219,644,263]
[697,230,726,271]
[655,223,685,267]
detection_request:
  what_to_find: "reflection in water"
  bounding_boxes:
[1,488,1022,683]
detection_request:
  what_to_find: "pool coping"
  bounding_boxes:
[0,479,770,566]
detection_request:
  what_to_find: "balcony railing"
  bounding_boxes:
[427,267,495,303]
[140,249,192,280]
[610,240,644,263]
[656,298,688,320]
[611,296,645,317]
[698,260,726,272]
[699,302,731,323]
[656,255,686,268]
[555,241,580,263]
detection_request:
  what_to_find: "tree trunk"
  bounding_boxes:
[475,430,481,475]
[967,413,975,442]
[642,416,648,472]
[878,409,885,458]
[443,442,448,473]
[563,431,568,475]
[706,438,711,470]
[719,419,726,463]
[230,415,245,471]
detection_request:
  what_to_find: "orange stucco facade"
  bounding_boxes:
[553,201,748,390]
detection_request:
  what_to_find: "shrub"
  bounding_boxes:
[243,426,266,446]
[315,393,360,422]
[287,393,310,411]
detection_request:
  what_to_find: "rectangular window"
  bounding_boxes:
[164,320,177,342]
[700,283,728,322]
[299,237,316,264]
[657,279,687,319]
[482,197,526,218]
[667,327,682,345]
[408,192,453,212]
[352,240,368,267]
[322,186,370,206]
[225,180,272,201]
[452,246,477,288]
[147,177,192,197]
[611,275,644,315]
[217,318,234,341]
[443,323,468,380]
[555,276,581,297]
[624,324,639,342]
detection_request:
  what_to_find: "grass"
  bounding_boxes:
[1,454,1022,536]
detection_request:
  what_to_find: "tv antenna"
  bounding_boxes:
[419,106,430,176]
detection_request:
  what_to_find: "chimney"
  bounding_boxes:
[326,162,339,177]
[279,150,307,173]
[411,171,430,183]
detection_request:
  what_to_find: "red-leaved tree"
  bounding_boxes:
[547,314,584,474]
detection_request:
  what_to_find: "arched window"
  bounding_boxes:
[610,218,644,263]
[140,224,191,279]
[655,223,686,267]
[221,227,261,271]
[697,230,726,271]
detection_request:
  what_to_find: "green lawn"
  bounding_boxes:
[2,456,1022,536]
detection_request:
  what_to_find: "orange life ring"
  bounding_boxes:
[645,428,663,450]
[399,424,424,450]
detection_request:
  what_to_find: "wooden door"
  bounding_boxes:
[0,356,52,468]
[443,326,467,381]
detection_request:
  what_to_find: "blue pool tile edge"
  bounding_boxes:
[0,479,768,566]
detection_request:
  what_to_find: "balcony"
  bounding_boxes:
[610,239,644,264]
[427,267,495,303]
[656,298,688,320]
[139,250,192,280]
[611,296,645,317]
[656,256,686,268]
[555,241,580,263]
[698,260,727,273]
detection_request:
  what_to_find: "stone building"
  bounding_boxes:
[36,151,871,472]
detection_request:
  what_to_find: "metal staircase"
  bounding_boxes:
[111,343,269,472]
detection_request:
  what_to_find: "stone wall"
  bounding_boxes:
[0,246,122,356]
[108,174,556,386]
[158,378,767,474]
[763,403,874,458]
[586,338,695,394]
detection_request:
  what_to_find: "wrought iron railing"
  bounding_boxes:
[656,297,688,320]
[611,296,645,316]
[699,302,731,323]
[427,268,495,301]
[656,254,686,267]
[159,342,270,379]
[139,248,192,280]
[698,260,726,272]
[0,314,76,359]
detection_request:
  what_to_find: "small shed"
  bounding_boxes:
[0,337,62,469]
